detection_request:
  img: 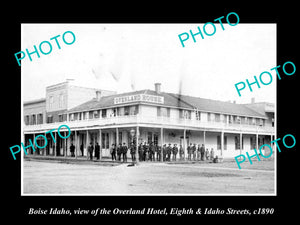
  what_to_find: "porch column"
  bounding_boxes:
[99,129,102,160]
[116,127,119,145]
[54,132,57,157]
[136,126,139,163]
[160,127,164,162]
[256,133,259,149]
[86,130,89,159]
[33,133,36,155]
[44,132,47,156]
[203,130,206,146]
[240,133,243,155]
[183,129,186,160]
[75,131,78,159]
[221,131,224,157]
[64,131,67,158]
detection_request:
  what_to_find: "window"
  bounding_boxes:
[31,114,36,125]
[124,106,130,116]
[49,96,54,109]
[101,133,106,148]
[157,107,170,117]
[59,114,63,122]
[129,105,138,115]
[89,111,93,119]
[101,109,106,118]
[217,135,227,150]
[47,115,53,123]
[25,115,30,125]
[59,94,64,108]
[147,132,152,143]
[215,114,220,122]
[93,110,99,118]
[180,109,191,119]
[106,133,109,148]
[250,136,256,149]
[153,133,158,145]
[207,113,211,122]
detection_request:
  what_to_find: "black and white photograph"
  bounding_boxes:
[21,23,276,195]
[4,5,298,221]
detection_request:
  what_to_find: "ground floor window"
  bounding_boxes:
[250,136,256,149]
[217,135,227,150]
[234,135,243,150]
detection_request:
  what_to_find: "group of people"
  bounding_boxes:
[69,142,101,161]
[110,142,216,162]
[69,141,216,162]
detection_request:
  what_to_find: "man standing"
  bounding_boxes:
[110,144,116,161]
[87,142,94,161]
[80,144,84,156]
[130,142,136,162]
[179,144,184,160]
[173,144,178,161]
[162,144,167,161]
[192,143,197,161]
[122,143,128,162]
[197,144,201,161]
[117,143,122,161]
[95,142,100,160]
[70,143,75,157]
[200,144,205,161]
[167,144,172,161]
[187,143,192,161]
[156,144,161,161]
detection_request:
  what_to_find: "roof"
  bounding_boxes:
[68,89,266,118]
[24,98,46,105]
[167,93,266,118]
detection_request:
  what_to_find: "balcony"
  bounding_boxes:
[23,115,275,135]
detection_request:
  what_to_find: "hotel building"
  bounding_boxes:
[23,79,275,160]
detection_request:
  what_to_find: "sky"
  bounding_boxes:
[21,23,276,104]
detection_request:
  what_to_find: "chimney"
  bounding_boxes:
[154,83,161,94]
[251,97,255,104]
[96,90,102,101]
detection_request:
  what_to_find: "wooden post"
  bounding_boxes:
[240,133,243,155]
[86,130,89,160]
[64,131,67,158]
[75,131,78,159]
[256,133,259,150]
[116,127,119,146]
[99,129,102,160]
[160,127,164,162]
[221,131,224,157]
[136,126,139,163]
[54,132,57,157]
[183,129,186,160]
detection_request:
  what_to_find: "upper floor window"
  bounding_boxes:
[102,109,107,118]
[47,115,53,123]
[157,107,170,117]
[49,96,54,109]
[180,109,191,119]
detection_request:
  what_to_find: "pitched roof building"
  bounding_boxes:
[23,81,275,160]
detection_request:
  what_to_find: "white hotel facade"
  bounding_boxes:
[23,80,275,160]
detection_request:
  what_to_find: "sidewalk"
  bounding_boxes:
[24,155,230,166]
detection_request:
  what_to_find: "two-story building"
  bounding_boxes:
[23,81,275,160]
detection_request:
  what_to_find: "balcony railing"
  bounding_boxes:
[24,115,275,134]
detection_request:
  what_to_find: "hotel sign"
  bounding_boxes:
[114,94,164,105]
